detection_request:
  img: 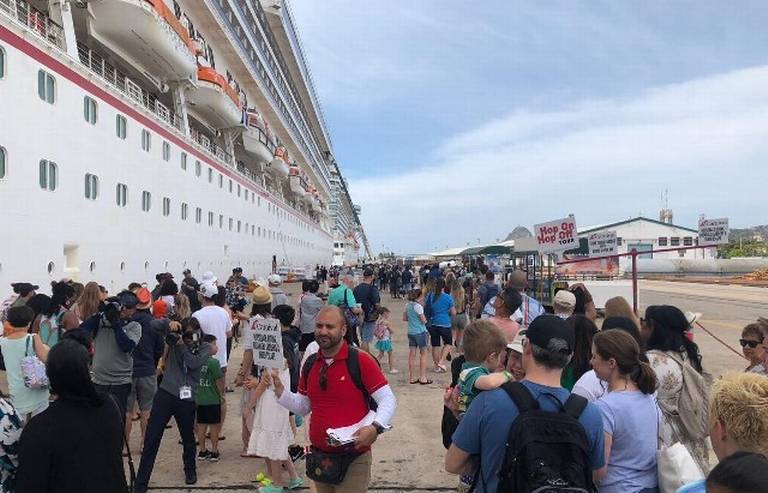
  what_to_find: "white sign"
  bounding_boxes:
[698,218,729,246]
[251,318,284,369]
[588,231,618,257]
[534,216,578,254]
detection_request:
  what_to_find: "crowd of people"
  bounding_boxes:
[1,259,768,493]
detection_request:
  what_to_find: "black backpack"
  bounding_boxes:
[301,346,378,411]
[496,382,595,493]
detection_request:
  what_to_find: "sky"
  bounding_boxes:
[289,1,768,254]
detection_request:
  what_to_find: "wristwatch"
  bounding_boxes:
[372,421,386,435]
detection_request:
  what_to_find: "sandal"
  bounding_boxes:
[419,379,434,385]
[409,380,419,385]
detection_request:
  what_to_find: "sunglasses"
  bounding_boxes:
[739,339,763,349]
[319,363,329,391]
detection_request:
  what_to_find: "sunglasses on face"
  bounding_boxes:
[739,339,763,349]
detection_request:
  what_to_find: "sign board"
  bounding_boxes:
[588,230,618,257]
[534,216,578,254]
[251,318,284,369]
[698,218,729,246]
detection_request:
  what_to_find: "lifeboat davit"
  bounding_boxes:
[267,146,290,179]
[90,0,197,81]
[187,66,242,129]
[242,110,274,164]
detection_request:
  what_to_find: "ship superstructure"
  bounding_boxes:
[0,0,364,288]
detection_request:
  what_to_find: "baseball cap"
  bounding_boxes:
[526,315,574,353]
[553,290,576,309]
[507,271,527,290]
[11,282,39,296]
[135,287,152,310]
[363,268,374,277]
[199,281,218,299]
[267,274,282,285]
[115,291,139,309]
[182,269,191,275]
[506,329,527,354]
[251,285,273,305]
[152,298,168,319]
[201,271,217,283]
[233,267,243,273]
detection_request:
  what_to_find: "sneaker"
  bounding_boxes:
[287,477,304,490]
[260,486,284,493]
[185,470,197,485]
[288,444,305,462]
[389,368,399,374]
[197,450,210,461]
[208,451,220,462]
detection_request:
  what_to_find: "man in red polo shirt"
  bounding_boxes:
[272,306,396,493]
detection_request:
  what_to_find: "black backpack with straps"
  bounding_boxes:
[301,346,378,411]
[496,381,595,493]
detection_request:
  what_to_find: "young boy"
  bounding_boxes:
[195,334,225,461]
[458,319,512,414]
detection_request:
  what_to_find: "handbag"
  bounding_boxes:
[21,335,49,390]
[656,403,704,493]
[341,289,360,331]
[305,447,361,485]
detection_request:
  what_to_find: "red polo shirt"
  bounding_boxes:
[299,343,388,452]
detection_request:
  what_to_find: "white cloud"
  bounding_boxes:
[349,65,768,253]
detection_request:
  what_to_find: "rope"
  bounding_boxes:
[694,321,745,360]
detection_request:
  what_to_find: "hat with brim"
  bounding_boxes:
[135,287,152,310]
[507,329,527,354]
[11,283,39,296]
[251,285,272,305]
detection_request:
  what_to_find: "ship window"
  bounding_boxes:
[228,218,233,231]
[141,129,151,152]
[84,173,99,200]
[208,211,214,226]
[83,96,97,124]
[244,189,248,200]
[162,141,171,161]
[237,220,241,233]
[208,168,213,183]
[229,179,233,193]
[141,191,151,212]
[219,214,223,228]
[38,159,57,191]
[258,196,261,206]
[116,115,127,139]
[195,207,202,224]
[181,152,187,170]
[181,203,188,220]
[115,183,128,207]
[162,197,171,216]
[37,70,55,104]
[0,147,5,179]
[0,46,4,78]
[251,225,255,236]
[258,227,261,237]
[218,173,223,187]
[237,184,241,197]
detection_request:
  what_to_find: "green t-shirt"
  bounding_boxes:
[458,362,490,413]
[327,286,356,308]
[195,357,223,406]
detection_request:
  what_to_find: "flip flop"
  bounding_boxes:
[410,380,419,385]
[419,379,434,385]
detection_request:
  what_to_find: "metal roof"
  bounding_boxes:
[578,216,698,235]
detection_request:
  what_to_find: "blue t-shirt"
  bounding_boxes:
[595,391,659,493]
[427,292,454,328]
[676,480,705,493]
[452,381,605,493]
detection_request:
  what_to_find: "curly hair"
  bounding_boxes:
[710,373,768,455]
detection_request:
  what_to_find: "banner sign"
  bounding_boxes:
[588,231,618,257]
[534,216,578,253]
[698,218,729,246]
[251,318,284,369]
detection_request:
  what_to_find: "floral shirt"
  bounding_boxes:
[0,397,23,492]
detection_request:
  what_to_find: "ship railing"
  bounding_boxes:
[189,127,233,165]
[76,42,183,131]
[0,0,65,51]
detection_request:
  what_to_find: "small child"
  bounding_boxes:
[195,334,225,461]
[374,307,397,374]
[458,319,513,413]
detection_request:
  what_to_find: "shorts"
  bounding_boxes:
[453,312,469,332]
[407,332,429,349]
[299,333,315,352]
[196,403,222,424]
[428,325,452,347]
[375,339,392,353]
[127,375,158,413]
[360,321,376,343]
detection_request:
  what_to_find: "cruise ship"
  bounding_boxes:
[0,0,370,291]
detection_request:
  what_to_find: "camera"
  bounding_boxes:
[98,297,123,325]
[166,320,202,353]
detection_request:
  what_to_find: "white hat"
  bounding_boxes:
[201,271,217,284]
[267,274,282,285]
[507,330,526,354]
[553,290,576,308]
[199,281,218,299]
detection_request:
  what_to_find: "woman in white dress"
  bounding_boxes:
[642,305,709,474]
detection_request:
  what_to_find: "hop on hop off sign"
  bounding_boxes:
[534,216,578,254]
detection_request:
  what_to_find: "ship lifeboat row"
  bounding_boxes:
[186,66,242,129]
[242,110,275,165]
[91,0,197,81]
[266,146,290,180]
[288,165,306,198]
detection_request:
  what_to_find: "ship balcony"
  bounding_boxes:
[187,66,243,129]
[242,110,276,164]
[0,0,66,51]
[90,0,196,81]
[266,146,290,180]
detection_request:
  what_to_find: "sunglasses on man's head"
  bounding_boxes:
[739,339,763,349]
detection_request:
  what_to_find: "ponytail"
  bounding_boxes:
[594,329,657,394]
[633,361,658,395]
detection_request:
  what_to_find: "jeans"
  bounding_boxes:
[94,382,132,419]
[134,388,197,491]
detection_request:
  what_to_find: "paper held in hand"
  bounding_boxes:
[251,318,284,369]
[326,410,376,446]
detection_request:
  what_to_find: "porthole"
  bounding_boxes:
[47,261,55,275]
[144,261,150,271]
[89,261,96,273]
[120,261,126,272]
[164,261,169,269]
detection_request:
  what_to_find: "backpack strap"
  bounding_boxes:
[562,393,588,420]
[347,347,378,410]
[502,381,539,413]
[300,352,318,390]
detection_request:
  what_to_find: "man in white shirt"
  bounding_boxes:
[192,281,232,373]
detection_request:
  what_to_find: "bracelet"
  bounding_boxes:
[503,370,513,381]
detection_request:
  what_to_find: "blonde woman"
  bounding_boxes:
[451,280,468,352]
[72,282,102,323]
[174,294,191,320]
[604,296,640,331]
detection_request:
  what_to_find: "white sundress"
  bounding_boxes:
[247,366,294,460]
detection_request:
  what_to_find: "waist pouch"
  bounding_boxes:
[306,447,361,485]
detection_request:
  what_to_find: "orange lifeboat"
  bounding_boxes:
[187,66,242,129]
[267,145,290,179]
[242,109,274,164]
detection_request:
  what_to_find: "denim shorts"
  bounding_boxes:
[361,321,376,343]
[407,332,428,349]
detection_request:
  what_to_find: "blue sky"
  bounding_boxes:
[290,1,768,254]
